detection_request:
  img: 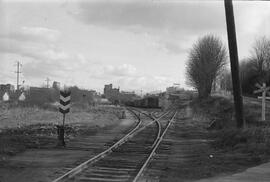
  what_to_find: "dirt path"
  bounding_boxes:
[0,111,136,182]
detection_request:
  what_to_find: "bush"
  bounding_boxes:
[186,35,227,98]
[190,96,235,129]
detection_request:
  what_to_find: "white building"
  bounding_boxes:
[2,92,9,101]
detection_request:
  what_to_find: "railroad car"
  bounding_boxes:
[126,96,160,108]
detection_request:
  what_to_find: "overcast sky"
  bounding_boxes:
[0,0,269,93]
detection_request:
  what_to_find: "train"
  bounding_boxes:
[125,96,160,108]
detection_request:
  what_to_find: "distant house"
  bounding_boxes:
[18,92,26,101]
[2,92,9,101]
[0,84,15,101]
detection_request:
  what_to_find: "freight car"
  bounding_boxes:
[126,96,160,108]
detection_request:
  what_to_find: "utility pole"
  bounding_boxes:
[15,61,22,91]
[45,77,51,88]
[224,0,245,128]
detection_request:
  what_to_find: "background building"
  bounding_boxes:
[104,84,120,104]
[52,81,60,90]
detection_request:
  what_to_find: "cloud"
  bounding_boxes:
[0,26,61,43]
[0,26,140,89]
[104,64,137,76]
[0,38,68,61]
[68,1,225,55]
[234,2,270,36]
[73,1,225,34]
[157,38,191,54]
[87,64,138,81]
[83,63,176,92]
[0,26,95,86]
[0,26,65,62]
[21,52,94,78]
[115,74,175,92]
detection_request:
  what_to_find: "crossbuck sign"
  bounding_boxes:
[254,83,270,121]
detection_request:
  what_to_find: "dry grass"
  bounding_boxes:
[244,100,270,125]
[190,96,236,129]
[0,105,124,129]
[171,98,270,180]
[190,96,270,165]
[0,104,125,159]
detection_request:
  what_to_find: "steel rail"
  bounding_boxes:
[126,110,169,149]
[52,108,141,182]
[151,111,163,119]
[133,110,177,182]
[128,108,167,149]
[149,111,162,148]
[52,109,169,182]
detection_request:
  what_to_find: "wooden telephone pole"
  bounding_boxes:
[15,61,22,91]
[45,77,51,88]
[224,0,245,128]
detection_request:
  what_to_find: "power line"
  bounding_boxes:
[14,61,22,91]
[45,77,51,88]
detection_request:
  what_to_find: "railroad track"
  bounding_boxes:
[133,110,177,182]
[134,110,178,182]
[53,108,176,182]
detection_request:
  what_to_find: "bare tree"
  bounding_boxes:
[233,37,270,95]
[220,69,232,92]
[186,35,227,98]
[249,36,270,82]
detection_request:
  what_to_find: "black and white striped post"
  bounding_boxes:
[58,89,71,146]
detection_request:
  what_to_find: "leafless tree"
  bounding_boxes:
[249,36,270,81]
[220,69,232,92]
[186,35,227,98]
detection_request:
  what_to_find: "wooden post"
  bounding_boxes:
[62,113,66,146]
[224,0,245,128]
[255,83,270,121]
[63,113,65,126]
[57,113,66,147]
[57,125,65,146]
[262,83,266,121]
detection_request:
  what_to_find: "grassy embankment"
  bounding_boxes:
[190,96,270,174]
[0,104,124,160]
